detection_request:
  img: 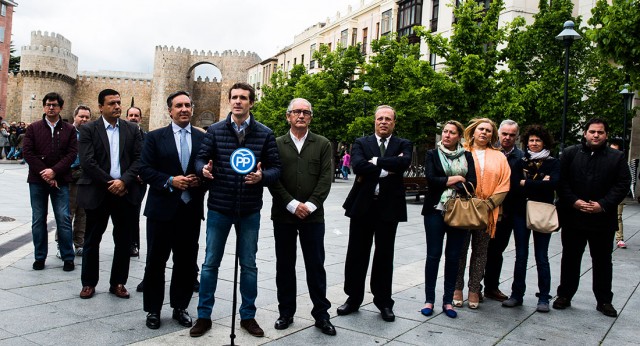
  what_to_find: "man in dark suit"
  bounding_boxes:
[140,91,206,330]
[338,105,412,322]
[77,88,143,299]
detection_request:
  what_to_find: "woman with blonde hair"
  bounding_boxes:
[453,118,511,309]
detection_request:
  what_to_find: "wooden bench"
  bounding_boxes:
[404,177,428,202]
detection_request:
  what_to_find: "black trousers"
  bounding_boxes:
[344,202,399,309]
[483,213,515,291]
[143,201,201,312]
[557,225,615,304]
[274,221,330,321]
[81,194,137,287]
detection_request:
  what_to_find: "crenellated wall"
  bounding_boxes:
[6,30,257,129]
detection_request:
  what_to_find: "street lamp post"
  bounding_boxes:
[620,84,635,159]
[362,82,372,136]
[555,20,581,153]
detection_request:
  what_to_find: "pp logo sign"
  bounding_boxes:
[230,148,256,175]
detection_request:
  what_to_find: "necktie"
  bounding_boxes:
[180,128,191,203]
[380,137,386,157]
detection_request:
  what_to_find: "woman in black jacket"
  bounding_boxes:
[421,120,476,318]
[501,125,559,312]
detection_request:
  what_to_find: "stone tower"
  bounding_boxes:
[149,46,261,130]
[19,31,78,122]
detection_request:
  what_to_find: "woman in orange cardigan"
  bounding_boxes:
[453,118,511,309]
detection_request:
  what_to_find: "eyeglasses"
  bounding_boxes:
[289,109,312,117]
[45,103,60,108]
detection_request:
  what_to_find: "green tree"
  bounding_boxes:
[588,0,640,87]
[416,0,508,125]
[9,42,20,74]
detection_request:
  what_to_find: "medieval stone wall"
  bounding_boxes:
[192,77,222,128]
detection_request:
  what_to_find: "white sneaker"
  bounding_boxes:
[617,240,627,249]
[75,247,83,256]
[56,243,61,259]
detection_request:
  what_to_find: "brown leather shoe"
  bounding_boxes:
[80,286,95,299]
[109,284,130,299]
[484,288,508,302]
[189,318,212,337]
[240,318,264,337]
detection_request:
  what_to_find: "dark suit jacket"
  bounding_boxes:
[139,124,207,221]
[77,117,143,209]
[343,134,412,222]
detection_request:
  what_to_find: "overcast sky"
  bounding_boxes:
[11,0,361,75]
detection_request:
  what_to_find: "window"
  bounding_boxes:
[362,28,368,55]
[397,0,423,42]
[310,44,316,69]
[376,22,380,39]
[0,54,3,71]
[301,54,304,67]
[381,9,392,35]
[429,53,437,70]
[0,27,5,43]
[327,42,332,52]
[431,0,439,32]
[351,28,358,46]
[340,29,348,46]
[1,4,6,17]
[293,57,297,66]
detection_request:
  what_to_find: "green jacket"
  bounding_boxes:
[269,131,332,223]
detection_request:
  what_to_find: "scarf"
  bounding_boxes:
[528,149,550,160]
[436,141,468,204]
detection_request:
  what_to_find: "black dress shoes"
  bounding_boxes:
[193,279,200,293]
[146,312,161,329]
[315,319,336,336]
[172,308,193,327]
[336,302,360,316]
[274,316,294,330]
[136,280,144,292]
[380,307,395,322]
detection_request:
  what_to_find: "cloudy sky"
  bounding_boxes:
[11,0,361,74]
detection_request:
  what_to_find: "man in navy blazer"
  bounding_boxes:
[77,89,143,299]
[339,105,412,322]
[139,91,207,329]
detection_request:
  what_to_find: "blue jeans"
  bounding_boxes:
[341,166,349,179]
[424,210,467,305]
[29,183,74,261]
[197,210,260,320]
[510,214,552,303]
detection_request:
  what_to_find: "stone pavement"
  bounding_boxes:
[0,160,639,345]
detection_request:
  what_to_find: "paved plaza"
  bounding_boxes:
[0,161,638,345]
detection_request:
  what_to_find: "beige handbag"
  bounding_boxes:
[443,184,490,230]
[526,200,559,233]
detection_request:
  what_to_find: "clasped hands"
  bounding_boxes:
[573,199,602,214]
[40,168,58,188]
[172,174,201,190]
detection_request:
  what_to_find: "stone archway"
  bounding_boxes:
[148,46,261,130]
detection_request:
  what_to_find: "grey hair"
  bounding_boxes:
[499,119,519,134]
[286,98,313,115]
[375,105,396,120]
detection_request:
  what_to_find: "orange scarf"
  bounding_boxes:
[470,147,511,237]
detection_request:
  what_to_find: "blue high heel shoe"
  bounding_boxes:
[421,305,434,316]
[442,305,457,318]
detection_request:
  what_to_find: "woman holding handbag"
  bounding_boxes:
[454,118,510,309]
[501,125,559,312]
[421,120,477,318]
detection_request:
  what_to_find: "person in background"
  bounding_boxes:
[341,150,351,180]
[126,106,147,258]
[608,138,627,249]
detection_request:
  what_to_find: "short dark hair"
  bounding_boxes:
[609,137,623,150]
[126,106,142,117]
[584,118,609,133]
[74,105,91,116]
[42,92,64,107]
[521,124,554,150]
[228,82,255,103]
[98,89,120,106]
[166,91,192,108]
